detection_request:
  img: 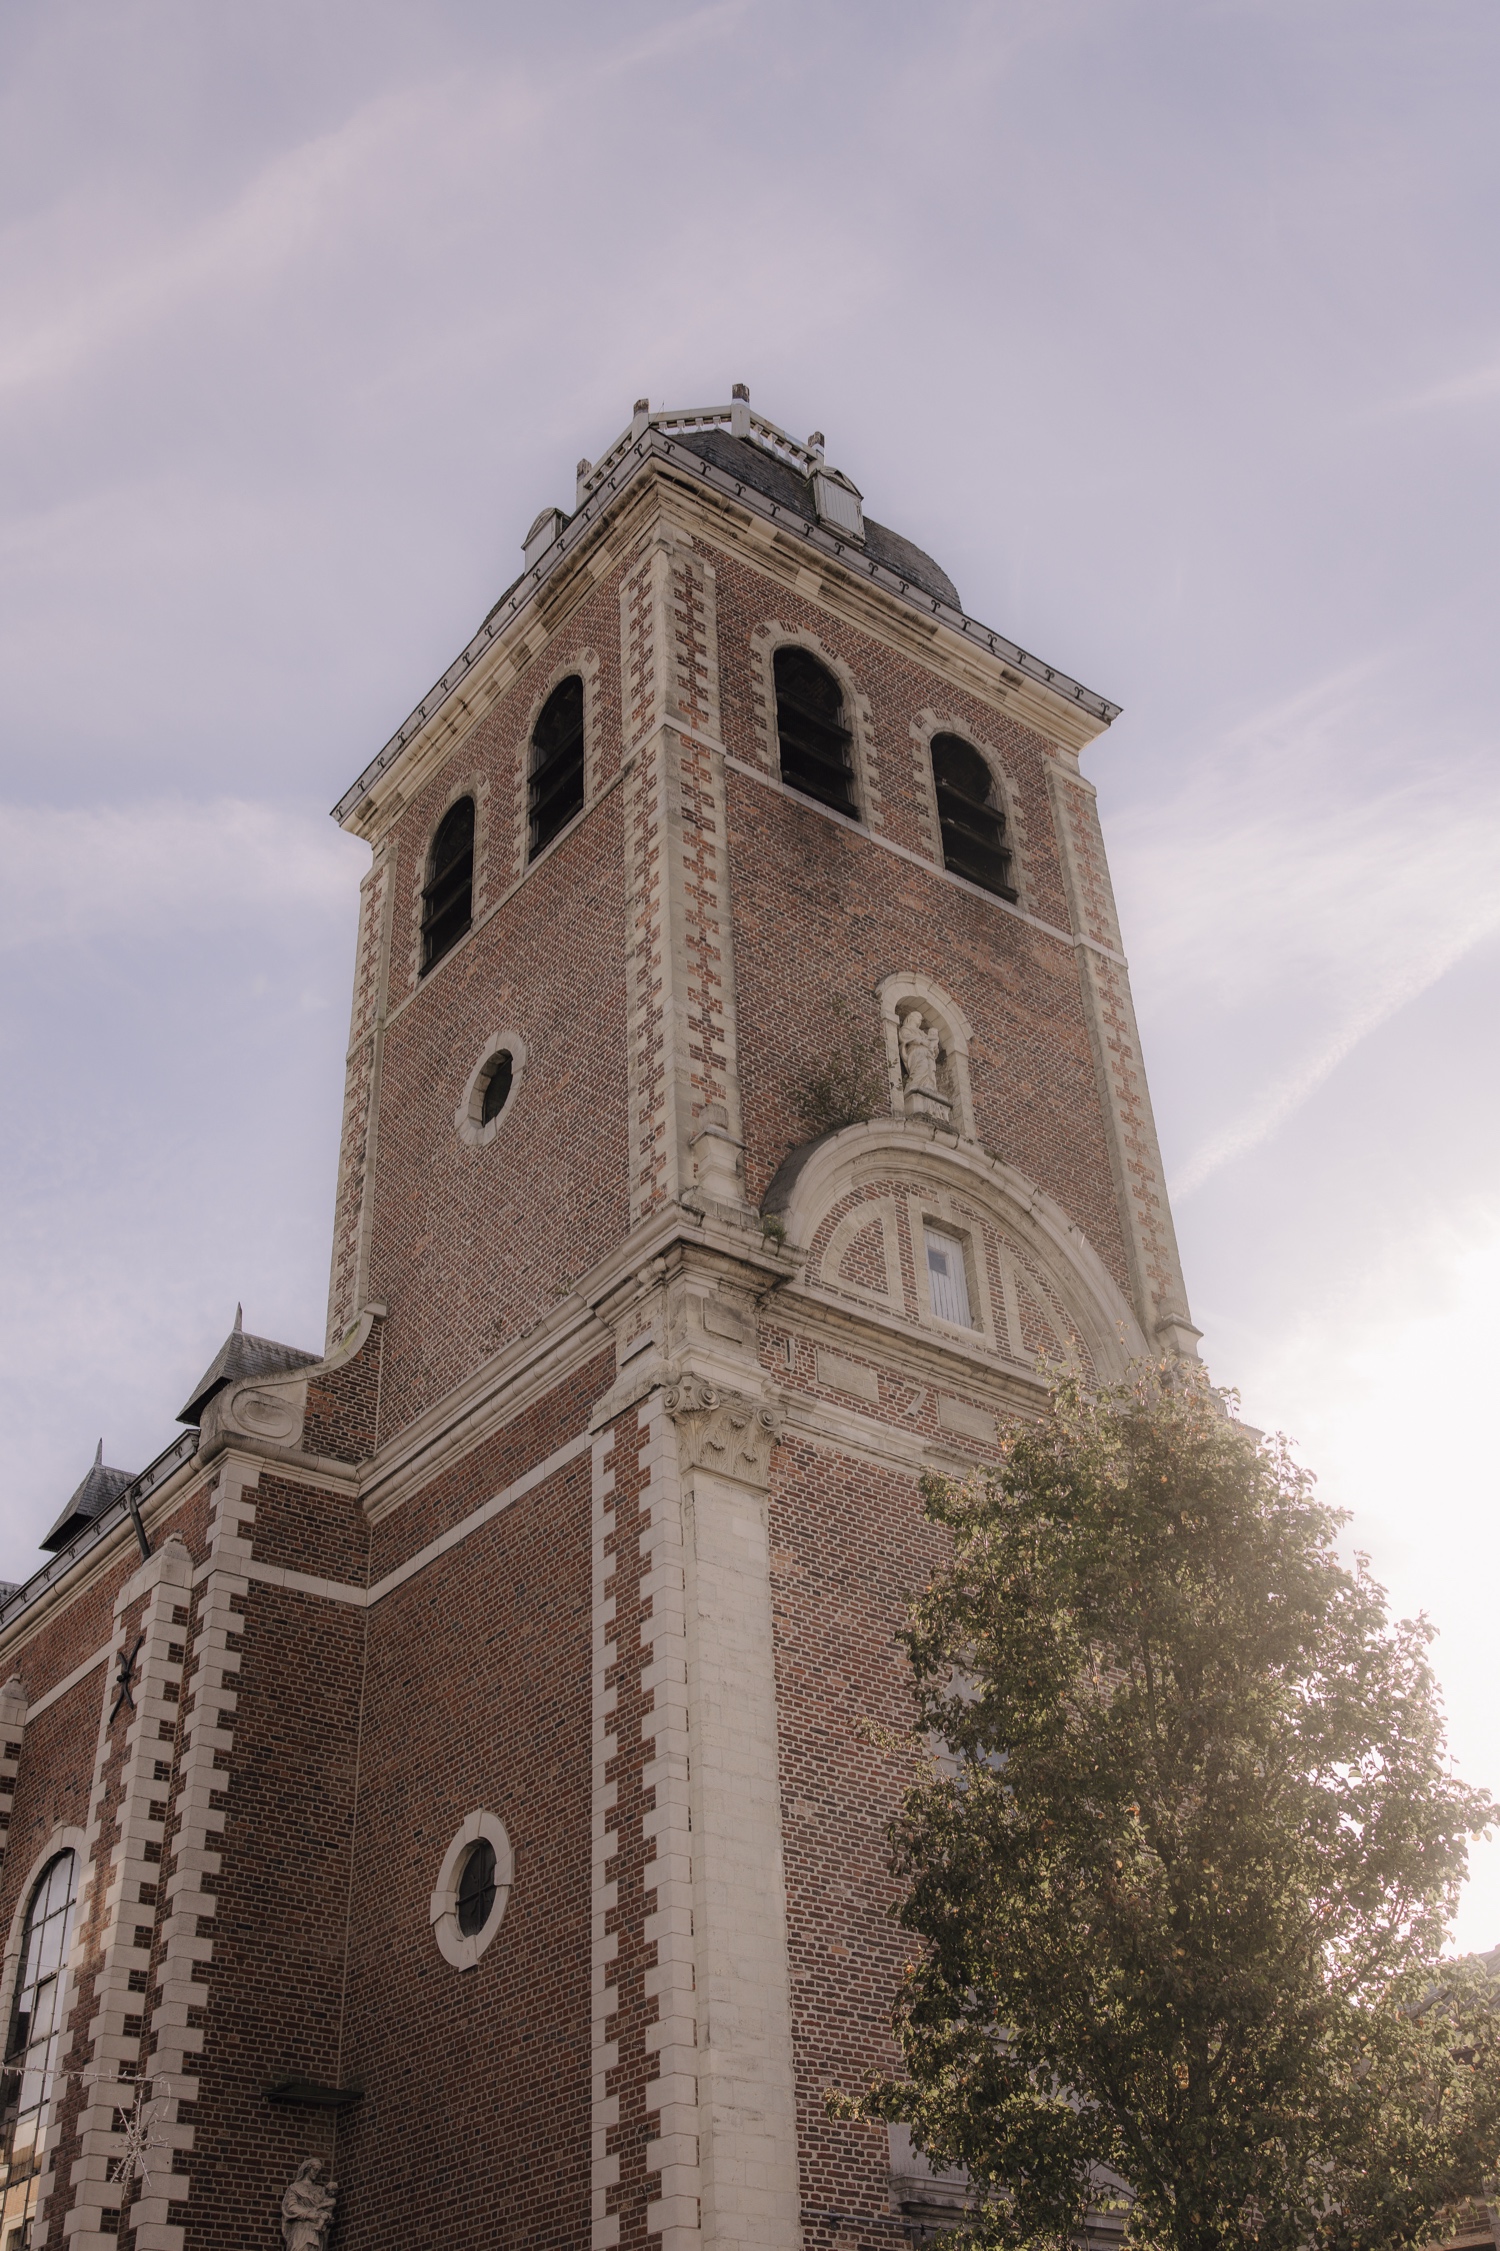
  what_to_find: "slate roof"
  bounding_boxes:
[671,429,963,609]
[41,1442,137,1554]
[177,1311,319,1427]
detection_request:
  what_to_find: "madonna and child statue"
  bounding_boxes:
[282,2159,338,2251]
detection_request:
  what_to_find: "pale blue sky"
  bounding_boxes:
[2,0,1497,1939]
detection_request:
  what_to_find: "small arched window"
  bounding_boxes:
[421,797,475,973]
[529,676,586,861]
[930,735,1015,900]
[774,647,859,820]
[0,1850,80,2237]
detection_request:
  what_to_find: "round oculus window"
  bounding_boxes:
[480,1051,514,1127]
[430,1811,514,1969]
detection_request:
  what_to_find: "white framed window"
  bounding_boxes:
[0,1848,80,2247]
[924,1227,975,1328]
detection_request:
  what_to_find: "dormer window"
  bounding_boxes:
[811,466,864,541]
[773,648,858,820]
[930,735,1015,900]
[421,797,475,973]
[529,676,586,860]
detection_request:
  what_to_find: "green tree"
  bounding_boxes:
[839,1364,1500,2251]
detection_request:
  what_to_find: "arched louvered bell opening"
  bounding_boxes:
[773,647,858,819]
[420,797,476,972]
[931,734,1015,900]
[529,676,586,861]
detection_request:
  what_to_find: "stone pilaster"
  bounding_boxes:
[325,836,395,1348]
[1045,758,1198,1355]
[132,1461,261,2249]
[621,525,747,1229]
[663,1379,799,2251]
[47,1535,195,2251]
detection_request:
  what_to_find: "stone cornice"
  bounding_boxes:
[331,428,1119,840]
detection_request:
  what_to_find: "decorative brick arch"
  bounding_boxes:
[762,1117,1147,1382]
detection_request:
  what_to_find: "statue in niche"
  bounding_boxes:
[282,2158,338,2251]
[899,1011,943,1098]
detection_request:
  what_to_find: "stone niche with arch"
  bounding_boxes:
[877,973,975,1139]
[763,1120,1147,1386]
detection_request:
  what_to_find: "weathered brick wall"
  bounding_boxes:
[303,1319,384,1463]
[707,541,1068,913]
[334,1438,595,2251]
[704,543,1134,1301]
[367,787,629,1441]
[360,567,632,1445]
[364,1348,610,1584]
[767,1438,947,2248]
[172,1527,365,2248]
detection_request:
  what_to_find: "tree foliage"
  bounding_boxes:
[840,1363,1500,2251]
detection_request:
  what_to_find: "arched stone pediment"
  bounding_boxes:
[763,1118,1147,1384]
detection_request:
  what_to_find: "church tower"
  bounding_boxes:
[0,392,1194,2251]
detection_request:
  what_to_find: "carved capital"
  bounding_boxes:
[662,1376,781,1487]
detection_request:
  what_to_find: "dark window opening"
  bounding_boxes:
[480,1051,514,1127]
[457,1839,497,1936]
[421,798,475,973]
[773,647,858,819]
[529,676,586,861]
[931,734,1015,899]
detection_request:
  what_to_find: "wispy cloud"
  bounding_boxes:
[1395,357,1500,412]
[0,800,362,950]
[1171,899,1500,1194]
[0,70,542,400]
[1116,665,1500,1195]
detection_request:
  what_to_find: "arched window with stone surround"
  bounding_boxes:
[773,647,859,819]
[0,1850,80,2247]
[420,796,475,972]
[930,733,1015,899]
[528,675,586,861]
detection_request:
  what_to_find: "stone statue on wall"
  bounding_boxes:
[282,2158,338,2251]
[899,1012,942,1097]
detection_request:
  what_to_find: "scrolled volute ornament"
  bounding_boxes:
[662,1374,781,1486]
